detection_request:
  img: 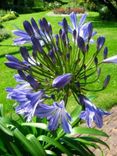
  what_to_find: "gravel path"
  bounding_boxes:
[93,106,117,156]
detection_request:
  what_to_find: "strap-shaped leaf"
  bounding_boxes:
[0,104,3,117]
[0,139,7,153]
[0,120,13,136]
[78,136,109,149]
[38,135,72,156]
[26,134,46,156]
[10,142,23,156]
[45,150,57,156]
[21,122,48,130]
[71,105,82,126]
[67,127,109,137]
[62,137,95,156]
[13,128,39,156]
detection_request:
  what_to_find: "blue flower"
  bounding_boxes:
[13,18,51,46]
[6,75,44,122]
[36,100,72,133]
[102,55,117,64]
[5,54,30,70]
[59,12,96,43]
[13,29,32,45]
[97,36,105,51]
[78,95,110,128]
[52,73,72,88]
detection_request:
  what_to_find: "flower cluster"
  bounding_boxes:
[6,13,117,133]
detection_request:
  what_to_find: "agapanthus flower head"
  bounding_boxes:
[78,94,110,128]
[36,100,72,133]
[6,12,117,134]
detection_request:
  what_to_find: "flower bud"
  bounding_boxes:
[23,20,34,36]
[97,36,105,51]
[102,55,117,64]
[52,73,72,88]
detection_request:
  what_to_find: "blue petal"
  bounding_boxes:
[48,110,60,131]
[52,73,72,88]
[13,29,29,37]
[61,114,72,133]
[23,20,34,36]
[70,12,78,29]
[79,14,87,26]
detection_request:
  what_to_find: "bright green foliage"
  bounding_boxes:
[0,104,109,155]
[0,11,19,22]
[0,29,10,42]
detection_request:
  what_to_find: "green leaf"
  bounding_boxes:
[67,127,109,137]
[71,105,82,121]
[26,134,46,156]
[0,139,7,153]
[0,104,4,117]
[10,142,23,156]
[21,122,48,130]
[45,150,57,156]
[62,137,95,156]
[78,136,109,149]
[38,135,72,156]
[13,128,39,156]
[0,120,13,136]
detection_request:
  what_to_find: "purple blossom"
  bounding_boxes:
[13,29,31,45]
[97,36,105,51]
[13,18,51,46]
[6,75,44,122]
[102,55,117,64]
[78,95,110,128]
[52,73,72,88]
[103,47,108,59]
[59,12,96,43]
[5,55,29,70]
[36,100,72,133]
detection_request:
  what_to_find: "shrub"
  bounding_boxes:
[0,11,19,22]
[0,29,10,42]
[0,23,4,28]
[54,7,85,14]
[32,7,45,12]
[46,1,62,10]
[0,9,7,17]
[99,6,113,20]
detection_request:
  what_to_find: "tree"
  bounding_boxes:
[90,0,117,17]
[99,0,117,16]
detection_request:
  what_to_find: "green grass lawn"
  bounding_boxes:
[0,11,117,115]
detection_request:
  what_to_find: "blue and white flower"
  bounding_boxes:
[79,95,110,128]
[36,100,72,133]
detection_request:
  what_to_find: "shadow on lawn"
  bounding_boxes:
[0,44,32,58]
[87,15,117,28]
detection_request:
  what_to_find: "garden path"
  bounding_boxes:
[93,106,117,156]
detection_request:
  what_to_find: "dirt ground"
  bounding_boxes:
[93,106,117,156]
